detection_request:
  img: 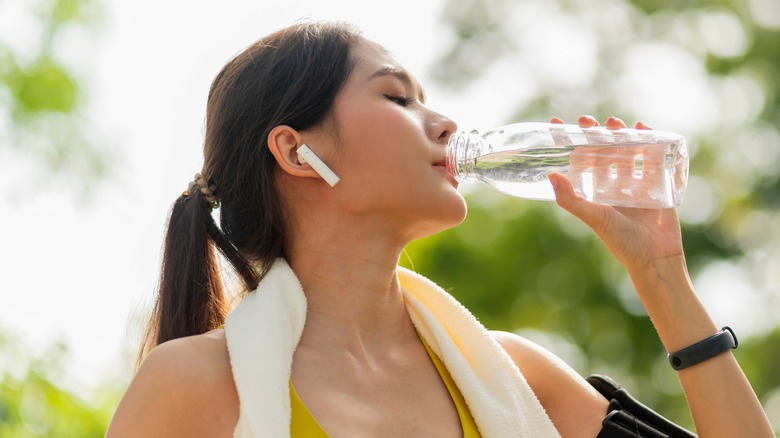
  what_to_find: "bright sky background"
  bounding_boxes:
[2,0,778,402]
[0,0,483,391]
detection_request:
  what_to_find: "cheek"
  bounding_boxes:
[337,114,422,177]
[341,151,408,195]
[339,97,421,142]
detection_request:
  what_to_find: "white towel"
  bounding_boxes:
[225,259,560,437]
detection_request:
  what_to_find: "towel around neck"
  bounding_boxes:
[224,259,560,438]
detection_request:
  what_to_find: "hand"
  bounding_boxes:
[548,115,685,273]
[552,116,667,207]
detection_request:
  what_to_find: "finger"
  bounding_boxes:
[578,115,600,127]
[550,121,572,146]
[635,121,652,130]
[549,172,610,234]
[549,172,578,202]
[580,114,608,146]
[605,116,627,130]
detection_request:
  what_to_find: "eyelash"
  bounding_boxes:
[384,94,413,107]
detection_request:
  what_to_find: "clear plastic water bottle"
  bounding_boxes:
[445,122,689,208]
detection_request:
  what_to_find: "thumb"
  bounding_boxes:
[548,172,609,233]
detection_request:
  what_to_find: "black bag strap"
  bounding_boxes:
[587,375,697,438]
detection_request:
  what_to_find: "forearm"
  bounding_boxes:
[628,256,774,437]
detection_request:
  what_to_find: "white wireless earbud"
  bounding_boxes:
[297,144,340,187]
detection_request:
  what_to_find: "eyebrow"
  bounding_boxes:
[370,66,427,104]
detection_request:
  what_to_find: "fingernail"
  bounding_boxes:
[605,116,626,129]
[578,115,599,126]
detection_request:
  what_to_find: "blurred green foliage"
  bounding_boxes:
[0,0,111,193]
[0,329,117,437]
[5,57,78,115]
[405,0,780,432]
[0,1,120,436]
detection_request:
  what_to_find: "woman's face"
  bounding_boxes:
[305,38,467,241]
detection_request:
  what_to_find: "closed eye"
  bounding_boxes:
[384,94,413,107]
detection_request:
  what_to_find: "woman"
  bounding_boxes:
[106,21,773,437]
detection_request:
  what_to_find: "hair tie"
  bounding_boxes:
[183,173,220,209]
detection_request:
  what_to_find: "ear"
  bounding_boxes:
[267,125,320,180]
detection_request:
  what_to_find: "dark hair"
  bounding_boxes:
[139,21,361,362]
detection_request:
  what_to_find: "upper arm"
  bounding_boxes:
[105,331,238,438]
[492,330,608,438]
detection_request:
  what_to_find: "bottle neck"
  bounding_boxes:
[445,130,481,180]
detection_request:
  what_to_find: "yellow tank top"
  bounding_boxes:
[290,333,481,437]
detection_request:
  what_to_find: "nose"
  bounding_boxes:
[428,110,458,145]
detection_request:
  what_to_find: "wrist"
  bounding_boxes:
[626,254,689,289]
[668,326,738,370]
[626,257,721,353]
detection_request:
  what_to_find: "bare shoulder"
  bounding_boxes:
[491,330,608,438]
[106,329,239,438]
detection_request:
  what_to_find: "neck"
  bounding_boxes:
[286,226,415,355]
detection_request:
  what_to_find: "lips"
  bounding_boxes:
[433,157,453,175]
[432,160,448,174]
[433,157,458,186]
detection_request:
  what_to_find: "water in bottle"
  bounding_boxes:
[445,123,689,209]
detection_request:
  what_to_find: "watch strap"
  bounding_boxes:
[668,326,738,371]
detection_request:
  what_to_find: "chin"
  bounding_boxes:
[437,189,468,224]
[413,196,468,239]
[446,196,469,228]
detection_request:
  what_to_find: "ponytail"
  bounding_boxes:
[138,185,259,364]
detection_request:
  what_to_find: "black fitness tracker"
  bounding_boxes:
[668,326,738,371]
